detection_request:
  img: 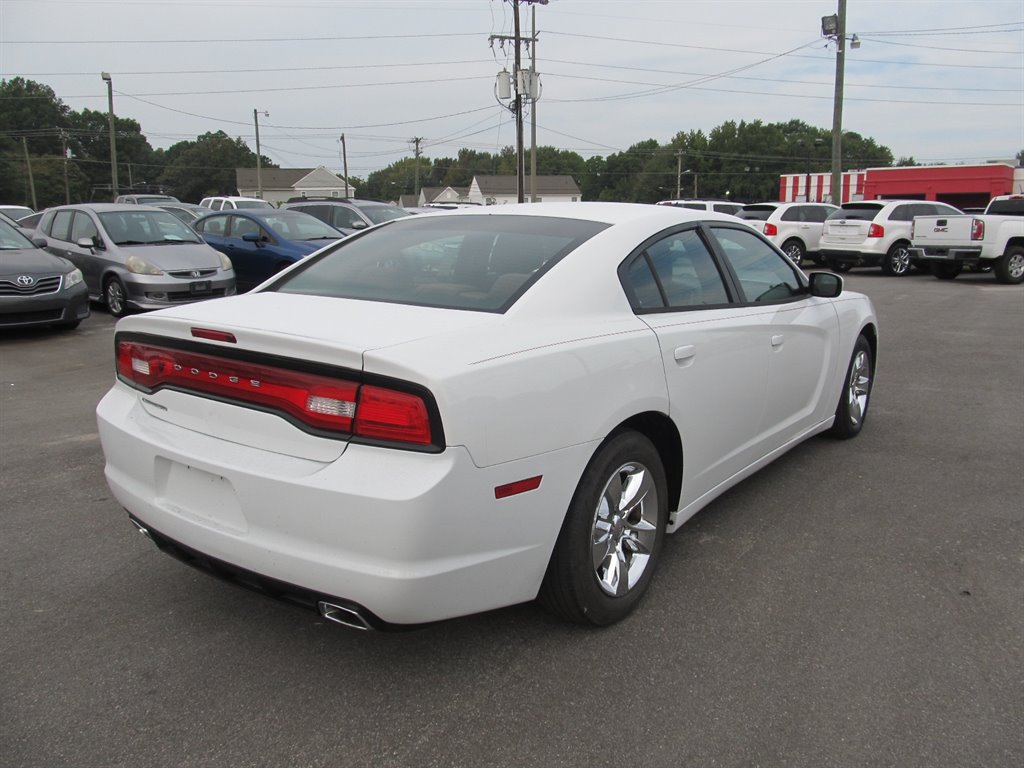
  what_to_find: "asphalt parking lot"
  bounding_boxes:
[2,269,1021,768]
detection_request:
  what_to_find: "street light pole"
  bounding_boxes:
[101,72,118,199]
[254,109,268,199]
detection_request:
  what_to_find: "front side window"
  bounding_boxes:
[229,216,261,239]
[50,210,74,242]
[625,228,730,311]
[70,211,98,242]
[272,215,608,312]
[710,227,802,303]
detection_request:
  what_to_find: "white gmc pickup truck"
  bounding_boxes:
[909,194,1024,284]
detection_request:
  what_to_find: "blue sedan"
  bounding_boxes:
[194,209,343,292]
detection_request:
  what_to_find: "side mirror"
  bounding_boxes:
[808,271,843,298]
[32,236,48,249]
[242,232,261,244]
[76,236,99,250]
[350,220,368,230]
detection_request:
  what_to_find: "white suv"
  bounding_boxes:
[656,199,743,216]
[820,200,962,275]
[737,202,838,265]
[198,196,274,211]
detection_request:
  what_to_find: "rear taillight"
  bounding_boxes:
[867,223,884,238]
[116,340,435,446]
[763,222,778,236]
[971,218,985,241]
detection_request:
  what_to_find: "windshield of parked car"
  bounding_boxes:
[271,214,609,312]
[359,205,413,225]
[827,203,884,221]
[0,218,36,249]
[259,212,343,241]
[98,210,203,245]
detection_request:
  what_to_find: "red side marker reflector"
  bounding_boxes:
[191,327,237,343]
[494,476,542,499]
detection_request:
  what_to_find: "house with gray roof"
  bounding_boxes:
[467,175,581,205]
[235,166,355,206]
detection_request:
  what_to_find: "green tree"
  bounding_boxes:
[158,131,274,202]
[0,78,72,205]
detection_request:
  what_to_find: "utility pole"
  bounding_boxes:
[59,130,70,204]
[22,137,37,210]
[254,109,268,199]
[409,137,423,199]
[529,5,538,202]
[490,0,546,204]
[340,134,350,197]
[101,72,118,199]
[675,150,684,198]
[822,2,857,203]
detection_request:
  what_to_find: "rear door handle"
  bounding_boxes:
[771,334,785,348]
[674,345,697,366]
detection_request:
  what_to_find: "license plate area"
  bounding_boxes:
[190,280,212,295]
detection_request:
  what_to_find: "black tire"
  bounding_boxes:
[104,276,129,317]
[881,242,912,276]
[994,246,1024,285]
[782,239,806,266]
[932,262,962,280]
[539,431,667,625]
[830,334,873,439]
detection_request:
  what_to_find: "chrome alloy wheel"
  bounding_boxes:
[591,461,659,597]
[888,245,911,275]
[845,347,872,427]
[1007,251,1024,280]
[105,278,126,317]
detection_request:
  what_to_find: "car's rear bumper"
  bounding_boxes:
[96,383,589,625]
[908,246,985,262]
[820,249,884,267]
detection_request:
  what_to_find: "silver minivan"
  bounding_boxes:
[33,204,235,316]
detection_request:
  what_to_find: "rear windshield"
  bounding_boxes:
[986,198,1024,216]
[738,206,776,221]
[827,203,884,221]
[234,200,274,209]
[271,214,609,312]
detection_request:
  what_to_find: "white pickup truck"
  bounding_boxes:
[909,194,1024,284]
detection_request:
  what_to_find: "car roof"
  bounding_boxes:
[423,201,735,227]
[49,203,167,213]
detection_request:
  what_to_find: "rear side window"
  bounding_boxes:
[714,204,742,215]
[273,215,608,312]
[803,206,833,223]
[626,228,730,311]
[198,216,227,236]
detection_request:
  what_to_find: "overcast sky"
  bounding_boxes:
[1,0,1021,182]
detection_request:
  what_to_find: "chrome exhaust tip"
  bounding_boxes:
[318,600,373,631]
[129,517,152,540]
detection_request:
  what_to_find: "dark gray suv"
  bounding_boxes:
[280,198,410,235]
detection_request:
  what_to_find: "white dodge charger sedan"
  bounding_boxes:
[97,202,877,629]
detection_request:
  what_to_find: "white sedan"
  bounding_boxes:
[97,203,877,629]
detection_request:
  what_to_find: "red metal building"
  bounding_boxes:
[779,163,1021,207]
